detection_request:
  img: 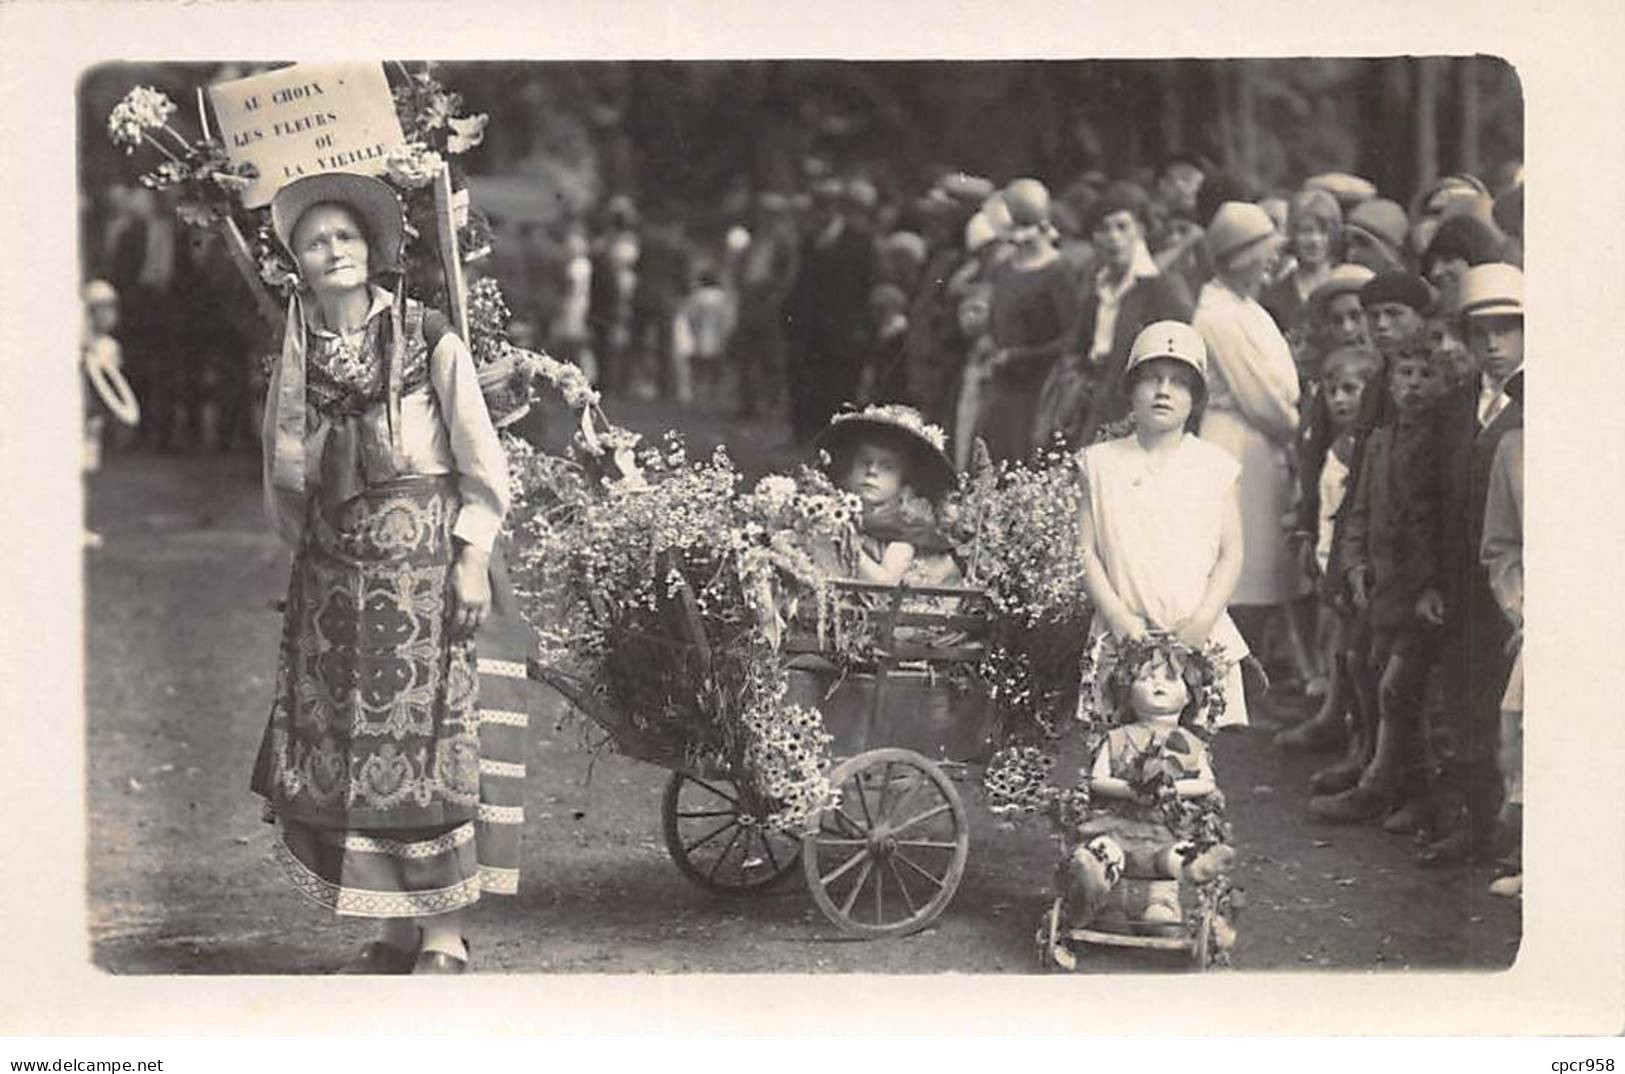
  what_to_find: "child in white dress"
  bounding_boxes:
[1076,321,1250,726]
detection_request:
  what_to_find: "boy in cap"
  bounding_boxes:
[1296,271,1431,774]
[1309,335,1447,824]
[1418,264,1524,867]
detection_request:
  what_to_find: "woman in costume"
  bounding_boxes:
[250,171,524,974]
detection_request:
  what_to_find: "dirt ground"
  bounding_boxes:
[83,397,1519,976]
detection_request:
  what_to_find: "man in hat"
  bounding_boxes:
[1419,263,1524,867]
[905,173,994,429]
[589,195,643,395]
[1146,152,1212,299]
[732,191,802,420]
[784,177,877,442]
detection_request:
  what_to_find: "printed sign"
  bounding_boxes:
[208,63,405,208]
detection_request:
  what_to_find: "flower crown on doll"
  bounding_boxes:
[1078,632,1229,736]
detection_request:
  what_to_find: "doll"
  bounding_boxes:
[1061,636,1235,930]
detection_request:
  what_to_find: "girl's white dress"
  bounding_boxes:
[1081,432,1250,726]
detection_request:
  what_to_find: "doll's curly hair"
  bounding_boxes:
[1083,632,1229,737]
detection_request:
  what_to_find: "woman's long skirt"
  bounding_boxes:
[1200,408,1309,607]
[250,476,529,917]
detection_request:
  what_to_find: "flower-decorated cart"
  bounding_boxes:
[503,393,1111,940]
[512,407,1040,937]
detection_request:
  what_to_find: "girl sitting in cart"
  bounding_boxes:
[814,402,961,590]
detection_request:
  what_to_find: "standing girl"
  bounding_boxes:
[250,172,520,974]
[1077,321,1250,726]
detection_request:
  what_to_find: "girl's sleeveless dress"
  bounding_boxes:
[1080,433,1249,726]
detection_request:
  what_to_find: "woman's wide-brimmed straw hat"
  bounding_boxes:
[814,404,957,496]
[270,171,406,272]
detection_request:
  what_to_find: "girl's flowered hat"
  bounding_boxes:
[814,403,957,496]
[270,171,406,272]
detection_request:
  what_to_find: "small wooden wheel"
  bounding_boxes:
[661,772,802,895]
[802,747,969,938]
[84,346,140,427]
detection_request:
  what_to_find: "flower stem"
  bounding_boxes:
[141,131,185,165]
[159,124,195,157]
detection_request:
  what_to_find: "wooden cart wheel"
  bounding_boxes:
[1189,911,1212,971]
[802,747,969,938]
[661,772,802,895]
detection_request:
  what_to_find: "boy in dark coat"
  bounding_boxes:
[1310,339,1446,823]
[1416,263,1524,867]
[1286,271,1431,765]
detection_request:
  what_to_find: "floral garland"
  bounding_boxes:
[505,424,858,834]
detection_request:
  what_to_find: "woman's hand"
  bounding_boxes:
[1109,611,1150,641]
[451,544,492,639]
[1171,614,1213,650]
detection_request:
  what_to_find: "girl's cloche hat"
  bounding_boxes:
[814,403,957,497]
[1125,320,1209,384]
[270,171,406,273]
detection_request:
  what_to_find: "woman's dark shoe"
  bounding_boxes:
[413,945,470,974]
[338,941,417,975]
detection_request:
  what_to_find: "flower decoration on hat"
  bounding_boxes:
[828,403,948,454]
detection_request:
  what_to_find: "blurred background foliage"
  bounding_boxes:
[80,57,1522,227]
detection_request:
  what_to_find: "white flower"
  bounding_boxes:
[107,86,177,150]
[752,474,797,509]
[446,113,489,154]
[384,142,443,189]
